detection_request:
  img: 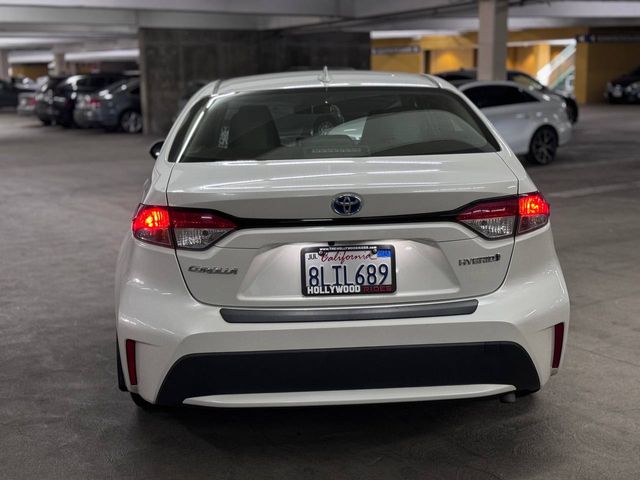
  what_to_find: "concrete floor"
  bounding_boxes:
[1,105,639,479]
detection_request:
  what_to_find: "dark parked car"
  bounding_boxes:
[0,79,21,108]
[605,66,640,103]
[436,68,579,123]
[74,78,142,133]
[50,73,127,127]
[34,76,67,125]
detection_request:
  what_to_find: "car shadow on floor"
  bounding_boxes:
[120,395,563,478]
[135,394,539,448]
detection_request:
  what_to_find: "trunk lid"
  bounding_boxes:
[167,153,518,308]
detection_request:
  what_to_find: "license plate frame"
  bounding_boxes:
[300,244,397,297]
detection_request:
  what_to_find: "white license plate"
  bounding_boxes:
[301,245,396,296]
[612,90,623,98]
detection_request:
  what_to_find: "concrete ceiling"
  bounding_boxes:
[0,0,639,62]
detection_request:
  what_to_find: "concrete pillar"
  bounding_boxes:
[477,0,508,81]
[0,50,10,81]
[52,52,66,76]
[138,28,371,135]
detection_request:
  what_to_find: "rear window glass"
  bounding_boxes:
[176,87,499,162]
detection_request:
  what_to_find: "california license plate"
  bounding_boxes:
[301,245,396,296]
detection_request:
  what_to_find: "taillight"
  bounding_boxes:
[88,97,101,109]
[132,205,172,247]
[132,205,237,249]
[171,208,237,249]
[456,192,550,239]
[518,192,550,234]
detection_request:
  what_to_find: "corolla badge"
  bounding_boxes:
[332,193,363,216]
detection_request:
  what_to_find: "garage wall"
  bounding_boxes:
[10,63,48,79]
[429,49,475,74]
[139,29,370,135]
[575,40,640,104]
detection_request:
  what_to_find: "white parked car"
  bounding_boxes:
[458,80,572,165]
[116,70,569,409]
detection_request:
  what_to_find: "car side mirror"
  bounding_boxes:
[149,140,164,160]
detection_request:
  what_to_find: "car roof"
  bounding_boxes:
[207,70,447,96]
[437,69,532,79]
[458,80,526,90]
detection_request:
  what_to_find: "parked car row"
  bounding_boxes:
[0,76,41,108]
[18,73,143,133]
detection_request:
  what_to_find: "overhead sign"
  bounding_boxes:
[371,45,421,55]
[577,33,640,43]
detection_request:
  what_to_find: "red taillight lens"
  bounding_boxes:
[456,192,550,239]
[132,205,172,247]
[518,192,550,234]
[171,208,237,249]
[132,205,237,249]
[456,198,519,239]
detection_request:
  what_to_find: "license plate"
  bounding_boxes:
[612,90,623,97]
[301,245,396,296]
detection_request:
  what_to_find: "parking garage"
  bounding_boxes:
[1,1,640,479]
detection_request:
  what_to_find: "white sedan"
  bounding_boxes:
[116,70,569,409]
[459,80,572,165]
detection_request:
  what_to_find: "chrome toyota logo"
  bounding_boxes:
[332,193,362,216]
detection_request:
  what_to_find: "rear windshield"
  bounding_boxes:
[177,87,499,162]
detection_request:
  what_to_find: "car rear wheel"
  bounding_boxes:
[527,127,558,165]
[40,118,51,126]
[120,110,143,134]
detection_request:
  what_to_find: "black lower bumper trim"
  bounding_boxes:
[155,342,540,406]
[220,300,478,323]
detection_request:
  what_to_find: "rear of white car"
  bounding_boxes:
[116,71,569,408]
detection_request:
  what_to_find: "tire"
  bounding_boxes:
[40,118,51,126]
[119,110,143,134]
[130,393,157,410]
[527,127,558,166]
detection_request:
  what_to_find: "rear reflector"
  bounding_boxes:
[132,205,237,249]
[125,339,137,385]
[552,323,565,368]
[456,192,550,239]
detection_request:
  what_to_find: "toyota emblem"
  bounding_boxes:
[332,193,363,216]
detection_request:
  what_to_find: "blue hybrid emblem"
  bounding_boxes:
[332,193,363,216]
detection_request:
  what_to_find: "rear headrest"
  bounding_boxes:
[228,105,281,156]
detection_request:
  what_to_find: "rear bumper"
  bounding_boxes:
[156,342,539,406]
[73,109,105,128]
[116,224,569,407]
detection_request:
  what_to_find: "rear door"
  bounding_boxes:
[167,154,519,308]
